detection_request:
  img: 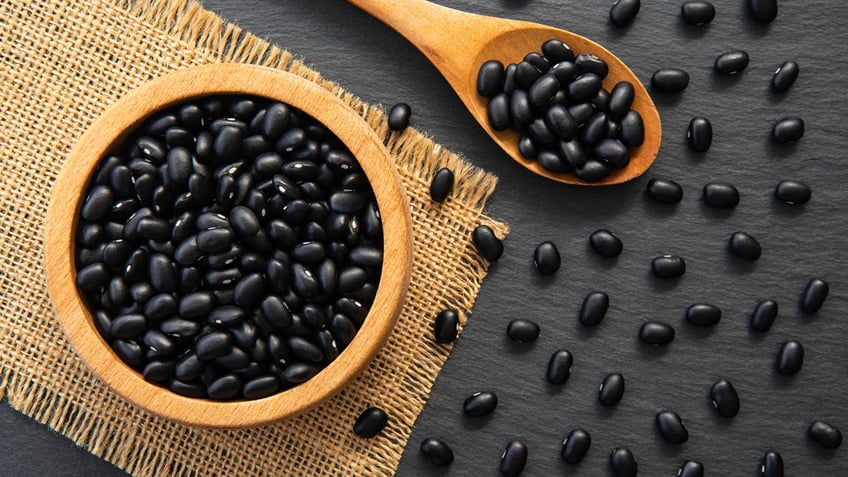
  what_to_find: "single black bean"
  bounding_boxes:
[148,253,175,293]
[775,340,804,375]
[594,139,630,169]
[652,254,686,278]
[160,317,200,340]
[542,40,573,63]
[656,410,689,444]
[110,313,147,339]
[433,309,459,344]
[196,227,234,254]
[610,0,640,26]
[527,117,557,145]
[715,51,749,75]
[533,241,561,275]
[808,421,843,449]
[142,360,174,383]
[609,447,637,477]
[558,139,586,169]
[214,347,250,371]
[502,63,518,93]
[143,293,176,322]
[166,147,192,186]
[214,125,242,160]
[387,102,411,131]
[703,182,739,208]
[651,68,689,92]
[472,225,503,262]
[328,191,365,214]
[544,104,577,140]
[81,185,113,222]
[567,102,594,125]
[487,93,511,131]
[561,428,590,464]
[639,321,675,345]
[508,89,533,130]
[574,159,612,182]
[136,137,165,162]
[750,300,778,332]
[580,291,609,327]
[749,0,778,23]
[174,353,204,382]
[76,263,109,291]
[500,440,527,476]
[678,460,705,477]
[772,117,804,143]
[123,248,149,284]
[575,54,608,78]
[195,331,232,360]
[527,74,559,109]
[681,1,715,24]
[599,373,625,406]
[711,379,740,418]
[774,180,811,205]
[607,82,635,118]
[589,229,623,258]
[429,167,454,203]
[178,291,214,319]
[463,391,498,417]
[112,340,144,367]
[547,349,573,384]
[354,407,389,438]
[647,178,683,203]
[239,375,278,400]
[729,231,762,260]
[232,273,264,308]
[420,438,454,467]
[207,374,242,400]
[135,217,170,242]
[687,117,712,152]
[478,60,506,97]
[78,224,103,248]
[169,379,205,398]
[288,336,323,363]
[507,319,540,343]
[619,110,644,146]
[107,277,129,306]
[568,73,603,103]
[760,451,784,477]
[772,61,799,92]
[686,303,722,327]
[283,362,321,384]
[523,52,549,72]
[801,278,829,314]
[537,150,569,173]
[515,60,542,90]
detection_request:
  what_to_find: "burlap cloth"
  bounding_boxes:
[0,0,508,475]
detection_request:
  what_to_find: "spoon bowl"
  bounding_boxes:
[349,0,661,185]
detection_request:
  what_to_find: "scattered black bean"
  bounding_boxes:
[610,0,640,27]
[760,451,784,477]
[800,278,829,314]
[656,410,689,444]
[533,241,561,275]
[609,447,638,477]
[599,373,625,406]
[715,50,750,75]
[546,349,574,384]
[651,68,690,92]
[500,440,528,476]
[561,428,591,464]
[772,117,804,143]
[750,300,778,332]
[652,254,686,278]
[353,407,389,438]
[710,379,740,418]
[687,117,713,152]
[589,229,623,258]
[774,180,811,205]
[507,319,541,343]
[639,321,675,345]
[472,225,504,262]
[681,1,715,25]
[686,303,722,327]
[387,103,411,131]
[580,291,609,327]
[463,391,498,417]
[775,340,804,375]
[433,309,459,344]
[808,421,843,449]
[749,0,778,23]
[420,437,454,467]
[678,460,705,477]
[703,182,740,208]
[646,178,683,203]
[429,167,455,203]
[771,61,799,92]
[729,231,762,260]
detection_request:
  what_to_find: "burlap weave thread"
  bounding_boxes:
[0,0,507,475]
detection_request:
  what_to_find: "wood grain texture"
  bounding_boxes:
[43,64,413,429]
[347,0,661,186]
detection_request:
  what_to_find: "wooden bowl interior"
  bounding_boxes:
[44,64,412,428]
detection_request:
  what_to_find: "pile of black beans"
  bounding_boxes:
[477,39,644,182]
[74,94,383,401]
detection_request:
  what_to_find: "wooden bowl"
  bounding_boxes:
[44,64,413,428]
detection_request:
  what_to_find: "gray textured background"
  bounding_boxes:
[3,0,847,475]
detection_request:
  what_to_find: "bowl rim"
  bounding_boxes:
[43,64,413,428]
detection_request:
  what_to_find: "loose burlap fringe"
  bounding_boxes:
[0,0,506,476]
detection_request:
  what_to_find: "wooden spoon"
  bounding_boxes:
[348,0,661,186]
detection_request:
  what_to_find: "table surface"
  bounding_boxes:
[3,0,847,475]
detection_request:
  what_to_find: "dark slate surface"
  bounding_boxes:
[3,0,847,475]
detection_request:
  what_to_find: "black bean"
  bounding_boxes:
[107,277,129,305]
[110,313,147,339]
[681,1,715,24]
[507,318,540,343]
[599,373,625,406]
[78,224,103,248]
[387,102,411,131]
[142,293,175,322]
[588,229,623,258]
[607,82,635,118]
[568,73,603,103]
[729,232,762,260]
[575,54,608,79]
[801,278,829,314]
[546,349,574,384]
[715,51,749,75]
[230,273,264,308]
[558,139,586,169]
[646,178,683,204]
[533,241,561,275]
[206,374,242,400]
[420,437,454,467]
[560,428,590,464]
[142,360,174,383]
[472,225,503,262]
[178,292,214,319]
[112,340,144,367]
[775,340,804,375]
[639,321,675,345]
[678,460,705,477]
[165,147,192,186]
[487,93,511,131]
[536,150,569,173]
[542,40,574,64]
[195,331,232,360]
[771,117,804,143]
[687,117,712,152]
[237,375,278,400]
[594,139,630,169]
[515,60,543,90]
[772,61,799,92]
[527,74,558,109]
[143,330,176,358]
[500,440,528,477]
[656,410,689,444]
[123,248,149,283]
[288,336,323,363]
[610,0,640,26]
[774,180,811,205]
[213,125,242,160]
[574,159,612,182]
[808,421,843,449]
[433,309,459,344]
[76,263,109,291]
[134,217,169,242]
[478,60,506,97]
[463,391,498,417]
[136,137,165,162]
[214,347,250,371]
[583,113,611,147]
[710,379,740,418]
[703,182,739,208]
[160,317,200,340]
[579,291,609,327]
[353,407,389,438]
[749,0,778,23]
[81,185,113,222]
[147,253,175,293]
[652,254,686,278]
[196,228,234,254]
[760,451,784,477]
[609,447,637,477]
[566,102,593,126]
[527,117,557,145]
[686,303,721,327]
[544,104,577,140]
[750,300,778,332]
[429,167,454,203]
[523,52,549,73]
[619,110,644,146]
[651,68,689,92]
